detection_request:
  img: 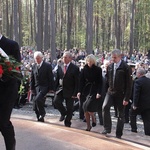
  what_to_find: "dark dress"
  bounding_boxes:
[78,64,102,112]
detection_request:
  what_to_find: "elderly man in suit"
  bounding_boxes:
[0,33,21,150]
[53,51,79,127]
[101,49,132,139]
[30,51,54,122]
[130,67,150,136]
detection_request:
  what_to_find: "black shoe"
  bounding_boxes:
[65,123,71,127]
[14,105,22,109]
[101,130,111,135]
[92,122,96,127]
[38,116,44,122]
[83,118,86,122]
[59,115,65,122]
[86,126,92,131]
[64,119,71,127]
[116,135,121,139]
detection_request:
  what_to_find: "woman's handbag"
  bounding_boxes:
[83,83,94,111]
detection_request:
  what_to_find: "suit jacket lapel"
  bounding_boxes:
[36,64,39,74]
[38,61,44,74]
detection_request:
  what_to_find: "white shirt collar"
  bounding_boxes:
[114,60,121,68]
[64,62,70,67]
[0,34,2,40]
[37,60,43,68]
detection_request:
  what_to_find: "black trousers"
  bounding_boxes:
[97,100,104,125]
[78,95,86,120]
[53,90,74,126]
[102,93,125,137]
[130,108,150,135]
[34,87,46,119]
[129,107,138,131]
[141,109,150,136]
[0,101,16,150]
[0,80,18,150]
[124,101,132,122]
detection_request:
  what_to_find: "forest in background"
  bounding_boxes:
[0,0,150,60]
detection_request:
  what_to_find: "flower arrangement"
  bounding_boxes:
[18,75,30,95]
[0,48,22,80]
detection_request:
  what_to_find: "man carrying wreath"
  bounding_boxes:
[0,32,21,150]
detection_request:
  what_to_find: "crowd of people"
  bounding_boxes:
[1,32,150,149]
[17,47,150,138]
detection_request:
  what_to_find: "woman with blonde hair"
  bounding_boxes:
[77,54,103,131]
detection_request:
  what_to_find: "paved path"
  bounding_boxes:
[0,101,150,150]
[0,117,150,150]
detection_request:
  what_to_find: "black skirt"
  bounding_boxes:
[83,94,99,112]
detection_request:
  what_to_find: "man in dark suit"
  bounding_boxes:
[0,33,21,150]
[101,49,132,139]
[30,51,54,122]
[131,67,150,136]
[53,51,79,127]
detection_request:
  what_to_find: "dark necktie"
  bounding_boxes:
[37,65,40,73]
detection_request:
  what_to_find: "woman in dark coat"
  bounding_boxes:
[77,54,103,131]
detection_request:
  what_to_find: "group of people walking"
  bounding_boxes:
[0,32,150,150]
[30,48,150,140]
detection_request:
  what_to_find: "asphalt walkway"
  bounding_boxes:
[0,101,150,150]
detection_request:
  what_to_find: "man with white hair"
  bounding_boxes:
[130,67,150,135]
[30,51,54,122]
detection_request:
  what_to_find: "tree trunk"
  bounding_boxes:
[114,0,118,49]
[129,0,135,56]
[86,0,93,54]
[67,0,73,50]
[6,0,9,37]
[117,0,121,49]
[50,0,56,61]
[13,0,19,43]
[36,0,43,51]
[44,0,49,51]
[30,0,34,44]
[18,0,23,47]
[107,15,111,52]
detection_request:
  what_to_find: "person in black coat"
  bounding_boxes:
[124,63,136,123]
[131,67,150,136]
[77,54,103,131]
[53,51,79,127]
[101,49,132,139]
[97,60,110,125]
[30,51,54,122]
[0,34,21,150]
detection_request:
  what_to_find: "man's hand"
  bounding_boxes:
[123,100,128,106]
[72,96,77,99]
[30,90,35,95]
[132,106,137,110]
[96,93,101,99]
[77,92,81,100]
